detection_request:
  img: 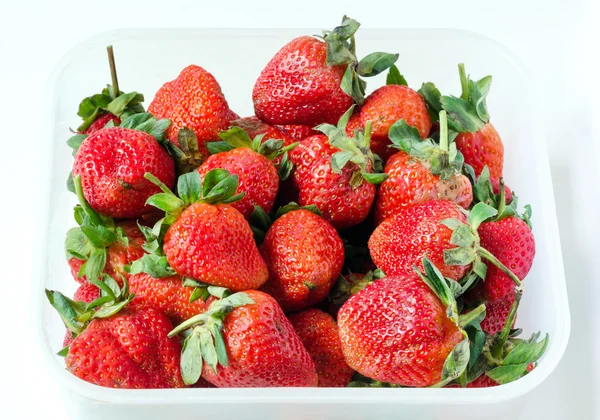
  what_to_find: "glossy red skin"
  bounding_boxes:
[359,85,432,162]
[260,210,344,312]
[276,124,317,141]
[82,113,121,134]
[289,135,376,229]
[148,65,232,157]
[197,148,279,220]
[478,217,535,301]
[253,36,353,126]
[455,123,504,179]
[480,294,516,335]
[66,306,184,389]
[338,275,463,387]
[164,203,268,291]
[489,178,513,203]
[63,283,101,348]
[128,273,214,326]
[72,127,175,218]
[202,290,318,387]
[369,200,470,281]
[289,309,354,387]
[68,221,146,285]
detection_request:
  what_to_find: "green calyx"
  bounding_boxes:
[182,278,232,304]
[323,16,398,104]
[75,46,145,133]
[315,106,388,188]
[386,64,408,86]
[65,176,130,282]
[441,203,523,288]
[471,167,533,228]
[206,126,298,181]
[46,275,135,355]
[421,63,492,133]
[328,270,383,308]
[249,202,322,245]
[389,110,463,180]
[119,113,172,143]
[168,292,255,385]
[347,372,401,388]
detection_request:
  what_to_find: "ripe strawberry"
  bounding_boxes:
[72,114,176,219]
[289,309,354,387]
[67,306,183,388]
[197,127,295,219]
[374,112,472,224]
[82,113,121,134]
[148,65,232,159]
[479,294,516,335]
[128,273,214,325]
[260,209,344,311]
[276,124,316,141]
[359,84,432,162]
[140,169,268,292]
[253,17,397,126]
[369,200,470,281]
[289,108,387,228]
[338,259,467,387]
[422,63,504,178]
[171,290,318,387]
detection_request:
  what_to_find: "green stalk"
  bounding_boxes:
[497,177,506,214]
[168,313,208,337]
[491,289,523,359]
[73,175,104,227]
[458,63,469,100]
[478,247,522,287]
[363,120,372,149]
[439,110,449,152]
[107,45,120,98]
[458,303,486,328]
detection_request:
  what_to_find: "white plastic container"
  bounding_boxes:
[36,28,570,420]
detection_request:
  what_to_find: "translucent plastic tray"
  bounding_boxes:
[35,28,570,420]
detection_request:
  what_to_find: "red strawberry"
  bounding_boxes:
[289,309,354,387]
[455,123,504,179]
[148,65,232,158]
[374,112,472,224]
[143,169,268,292]
[197,126,295,219]
[171,290,318,387]
[489,177,513,203]
[338,261,465,387]
[253,17,397,126]
[72,118,175,219]
[359,84,432,162]
[260,209,344,311]
[67,220,145,286]
[67,306,183,388]
[289,109,387,228]
[479,216,535,301]
[128,273,214,325]
[82,113,121,134]
[369,200,470,281]
[479,294,516,335]
[276,124,317,141]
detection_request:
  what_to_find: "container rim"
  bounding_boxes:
[34,26,571,406]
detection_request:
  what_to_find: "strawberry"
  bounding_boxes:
[421,63,504,179]
[136,169,268,292]
[374,111,472,224]
[359,82,432,162]
[289,308,354,387]
[479,294,516,335]
[197,126,296,220]
[259,208,344,311]
[253,17,397,126]
[70,46,145,137]
[62,283,101,348]
[65,181,146,285]
[368,200,470,281]
[337,258,471,387]
[128,273,215,325]
[71,114,176,219]
[276,124,317,141]
[170,290,318,387]
[148,65,232,159]
[289,107,387,229]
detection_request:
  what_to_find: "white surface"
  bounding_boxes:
[37,28,569,420]
[0,0,598,419]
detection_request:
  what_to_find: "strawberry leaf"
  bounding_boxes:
[181,330,203,385]
[440,338,470,383]
[386,64,407,86]
[177,171,202,205]
[199,329,219,374]
[356,52,399,77]
[128,254,175,278]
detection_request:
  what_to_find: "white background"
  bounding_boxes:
[0,0,598,419]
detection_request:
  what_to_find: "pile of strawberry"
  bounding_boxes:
[47,18,548,390]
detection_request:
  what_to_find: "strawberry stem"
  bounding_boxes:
[107,45,119,98]
[439,110,449,152]
[497,177,506,215]
[458,63,469,100]
[73,175,103,227]
[491,289,523,359]
[478,247,522,287]
[458,303,486,328]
